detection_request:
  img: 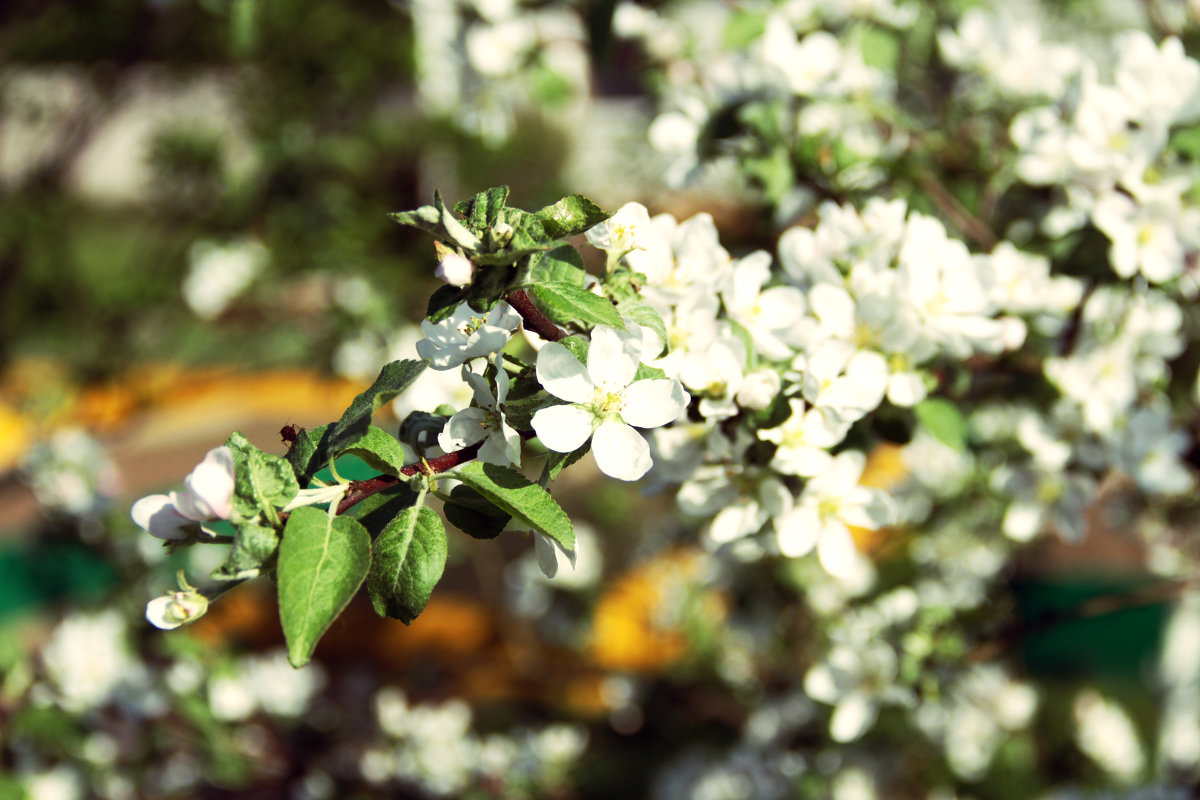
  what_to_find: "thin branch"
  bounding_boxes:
[507,289,565,341]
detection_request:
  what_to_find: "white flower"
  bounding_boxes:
[434,253,475,287]
[131,446,235,540]
[146,589,210,630]
[772,450,894,577]
[415,301,521,371]
[531,325,689,481]
[438,356,522,467]
[758,398,847,477]
[585,201,654,259]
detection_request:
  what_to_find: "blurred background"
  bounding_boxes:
[2,0,1198,798]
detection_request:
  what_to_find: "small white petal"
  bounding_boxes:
[588,326,640,392]
[817,521,862,578]
[830,691,878,742]
[775,506,821,557]
[531,404,595,452]
[536,343,595,403]
[620,379,689,428]
[591,420,652,481]
[131,495,192,540]
[183,446,235,520]
[439,408,490,452]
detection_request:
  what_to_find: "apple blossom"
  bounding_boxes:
[531,324,689,481]
[415,301,521,370]
[438,355,522,467]
[130,446,235,541]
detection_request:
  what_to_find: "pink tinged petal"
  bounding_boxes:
[587,326,640,393]
[775,506,821,557]
[184,446,235,520]
[817,520,862,579]
[531,404,595,452]
[591,420,652,481]
[620,379,689,428]
[439,408,490,452]
[131,495,193,540]
[536,343,595,403]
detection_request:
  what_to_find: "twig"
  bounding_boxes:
[507,289,565,341]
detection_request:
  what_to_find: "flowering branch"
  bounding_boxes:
[506,289,565,341]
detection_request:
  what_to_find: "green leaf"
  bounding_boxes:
[277,507,371,668]
[390,191,481,251]
[329,360,426,453]
[337,426,412,478]
[542,441,591,482]
[615,296,668,357]
[452,462,574,553]
[367,505,447,622]
[226,431,300,521]
[442,484,511,540]
[915,398,968,452]
[528,282,624,330]
[472,208,554,266]
[426,283,467,322]
[212,522,279,581]
[533,194,611,240]
[502,392,562,431]
[285,425,323,485]
[558,334,590,364]
[454,185,510,231]
[528,245,587,286]
[348,484,420,535]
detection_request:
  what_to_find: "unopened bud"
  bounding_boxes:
[146,589,209,630]
[434,254,474,287]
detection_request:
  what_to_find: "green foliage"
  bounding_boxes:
[542,441,592,482]
[527,245,587,285]
[367,505,447,623]
[226,431,300,522]
[528,281,625,330]
[532,194,611,240]
[390,191,482,251]
[328,359,427,454]
[336,425,411,478]
[914,397,969,452]
[442,484,511,540]
[212,522,279,582]
[451,462,575,555]
[277,507,372,668]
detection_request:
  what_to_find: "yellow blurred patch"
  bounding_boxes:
[0,403,33,472]
[850,442,911,556]
[588,547,726,674]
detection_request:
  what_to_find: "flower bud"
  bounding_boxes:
[736,368,783,410]
[146,590,209,630]
[434,254,474,287]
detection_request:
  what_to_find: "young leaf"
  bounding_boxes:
[329,359,426,453]
[534,194,611,240]
[454,185,510,232]
[915,398,968,452]
[452,462,575,553]
[528,282,624,330]
[442,484,511,540]
[211,522,279,582]
[227,432,300,521]
[426,283,467,322]
[528,245,587,286]
[348,484,421,535]
[277,507,371,668]
[614,296,668,357]
[285,425,323,485]
[542,441,591,482]
[390,191,481,251]
[337,426,412,478]
[367,505,448,622]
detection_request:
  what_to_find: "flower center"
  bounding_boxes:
[456,315,488,337]
[593,388,626,419]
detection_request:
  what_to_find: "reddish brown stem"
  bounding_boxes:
[507,289,565,341]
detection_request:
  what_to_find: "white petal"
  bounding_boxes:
[588,326,640,392]
[536,343,595,403]
[439,408,490,452]
[775,506,821,557]
[591,420,652,481]
[183,446,235,520]
[830,691,878,742]
[131,495,192,540]
[817,521,863,579]
[531,404,595,452]
[145,596,185,630]
[620,379,689,428]
[534,533,559,579]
